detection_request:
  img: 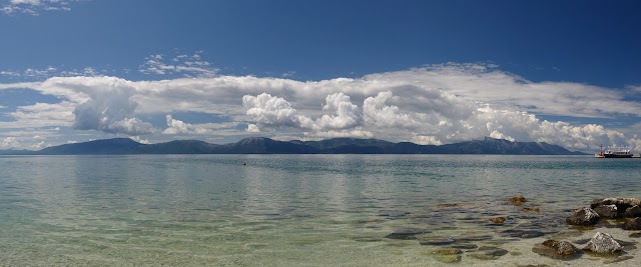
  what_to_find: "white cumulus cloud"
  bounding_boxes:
[163,115,209,135]
[242,93,316,131]
[315,92,362,130]
[44,77,156,135]
[1,63,640,151]
[0,137,19,148]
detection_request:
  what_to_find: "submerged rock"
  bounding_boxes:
[432,248,462,255]
[629,232,641,238]
[378,210,410,219]
[385,228,430,240]
[531,239,580,260]
[501,229,545,238]
[603,255,634,264]
[593,204,618,219]
[566,208,600,226]
[433,254,461,263]
[468,246,509,260]
[583,232,623,254]
[623,217,641,230]
[418,237,455,246]
[508,195,527,206]
[451,243,478,250]
[522,207,541,212]
[455,233,494,242]
[625,205,641,218]
[488,216,507,224]
[352,237,383,242]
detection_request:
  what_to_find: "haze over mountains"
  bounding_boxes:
[0,137,586,155]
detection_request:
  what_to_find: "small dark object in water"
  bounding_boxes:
[385,228,430,240]
[488,216,507,224]
[418,237,455,246]
[522,207,541,212]
[450,243,478,250]
[508,195,527,206]
[501,229,544,239]
[378,210,410,219]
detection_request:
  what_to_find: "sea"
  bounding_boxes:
[1,154,640,266]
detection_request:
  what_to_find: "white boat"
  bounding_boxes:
[595,145,633,158]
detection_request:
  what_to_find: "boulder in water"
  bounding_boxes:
[593,204,618,219]
[566,208,599,226]
[582,232,623,254]
[508,195,527,206]
[532,239,580,260]
[623,218,641,230]
[625,205,641,218]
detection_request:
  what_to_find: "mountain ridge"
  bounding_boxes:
[1,137,588,155]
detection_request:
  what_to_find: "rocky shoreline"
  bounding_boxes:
[377,195,641,265]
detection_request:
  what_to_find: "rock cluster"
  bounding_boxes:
[590,198,641,219]
[382,196,639,264]
[567,197,641,228]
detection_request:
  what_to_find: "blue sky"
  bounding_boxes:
[1,0,641,151]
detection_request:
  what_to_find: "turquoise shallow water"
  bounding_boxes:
[1,155,640,266]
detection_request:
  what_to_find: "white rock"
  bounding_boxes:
[584,232,622,254]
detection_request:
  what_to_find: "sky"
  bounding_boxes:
[1,0,641,152]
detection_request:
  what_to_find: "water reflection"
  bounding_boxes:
[1,154,641,266]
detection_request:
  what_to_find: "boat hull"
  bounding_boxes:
[603,154,633,158]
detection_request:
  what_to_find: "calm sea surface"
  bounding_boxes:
[1,155,640,266]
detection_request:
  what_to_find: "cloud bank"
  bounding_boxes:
[1,63,639,151]
[2,0,76,15]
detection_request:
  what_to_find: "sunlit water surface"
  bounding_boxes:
[1,155,640,266]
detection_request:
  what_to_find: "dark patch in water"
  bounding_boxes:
[378,210,410,219]
[418,237,455,246]
[450,243,478,250]
[629,232,641,238]
[500,229,545,239]
[385,228,431,240]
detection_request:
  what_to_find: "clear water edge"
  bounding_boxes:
[1,154,640,266]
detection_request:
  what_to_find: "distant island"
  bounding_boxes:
[0,137,588,155]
